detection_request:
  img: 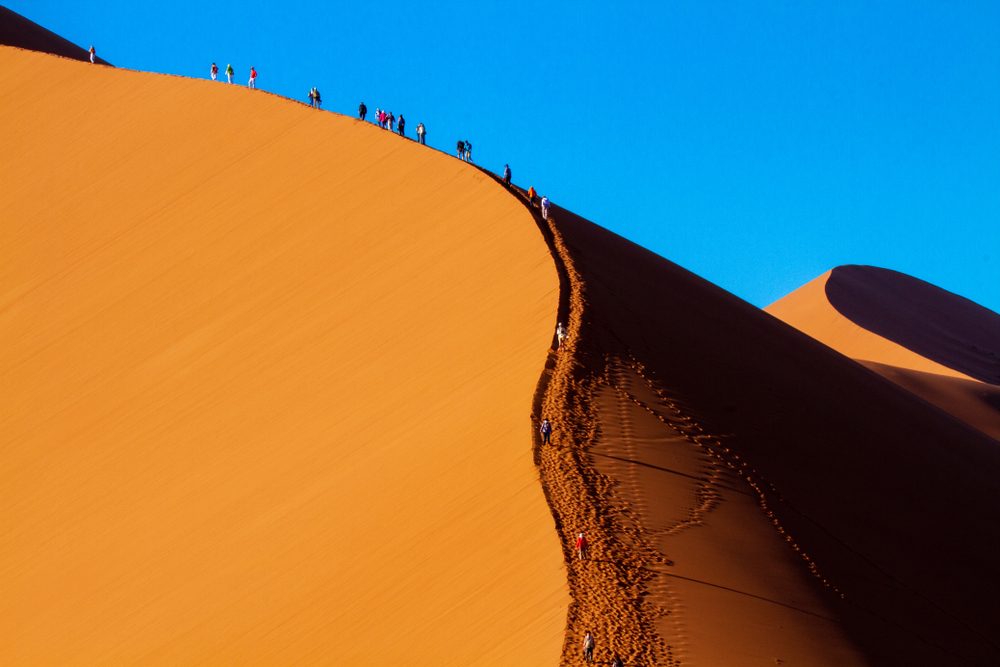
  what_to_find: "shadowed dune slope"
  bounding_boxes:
[0,46,565,665]
[550,205,1000,665]
[767,266,1000,440]
[767,266,1000,384]
[859,361,1000,442]
[0,8,111,64]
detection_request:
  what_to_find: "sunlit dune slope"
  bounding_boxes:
[767,266,1000,439]
[549,205,1000,665]
[0,8,111,64]
[767,266,1000,383]
[0,46,565,665]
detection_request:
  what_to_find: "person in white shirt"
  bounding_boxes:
[540,196,551,220]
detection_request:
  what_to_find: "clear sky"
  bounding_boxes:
[8,1,999,310]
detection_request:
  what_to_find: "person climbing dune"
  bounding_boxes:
[540,195,551,220]
[527,185,538,206]
[583,631,595,663]
[503,163,511,187]
[575,532,589,560]
[556,322,567,348]
[539,418,553,445]
[210,62,218,80]
[225,63,234,83]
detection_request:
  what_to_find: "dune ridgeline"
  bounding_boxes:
[768,266,1000,441]
[5,22,1000,667]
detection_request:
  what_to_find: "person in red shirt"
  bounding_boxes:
[248,66,257,89]
[575,532,588,560]
[88,45,96,64]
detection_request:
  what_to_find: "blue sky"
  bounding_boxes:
[9,1,999,310]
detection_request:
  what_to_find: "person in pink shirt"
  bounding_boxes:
[248,66,257,89]
[575,532,588,560]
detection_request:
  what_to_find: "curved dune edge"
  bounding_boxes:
[0,46,567,665]
[541,207,1000,665]
[520,202,865,665]
[766,270,976,381]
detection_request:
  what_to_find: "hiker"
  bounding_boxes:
[583,632,595,663]
[540,196,551,220]
[556,322,567,348]
[457,140,465,160]
[539,419,552,445]
[527,186,538,206]
[89,46,95,64]
[225,63,234,83]
[210,62,218,80]
[314,88,322,109]
[416,122,426,145]
[308,88,316,107]
[248,66,257,89]
[575,532,588,560]
[359,102,367,121]
[397,114,406,137]
[503,164,511,187]
[464,140,473,162]
[611,655,624,667]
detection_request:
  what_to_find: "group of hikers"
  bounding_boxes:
[456,140,473,162]
[542,324,625,665]
[208,62,247,85]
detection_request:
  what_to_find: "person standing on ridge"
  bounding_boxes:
[359,102,367,121]
[416,122,426,145]
[248,66,257,89]
[464,140,472,162]
[225,63,234,83]
[314,88,322,109]
[308,87,316,107]
[388,111,396,132]
[556,321,567,348]
[88,46,96,64]
[397,114,406,137]
[539,418,552,445]
[575,532,588,560]
[457,140,465,160]
[583,631,595,664]
[503,164,511,187]
[210,62,219,80]
[527,186,538,206]
[540,196,551,220]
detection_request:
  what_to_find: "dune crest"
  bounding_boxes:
[1,46,565,665]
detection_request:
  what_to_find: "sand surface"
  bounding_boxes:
[0,46,566,665]
[534,202,1000,665]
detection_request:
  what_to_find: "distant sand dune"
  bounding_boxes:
[768,267,1000,440]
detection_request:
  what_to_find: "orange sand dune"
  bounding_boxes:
[767,266,1000,440]
[534,202,1000,665]
[767,266,1000,384]
[0,8,111,64]
[0,46,566,665]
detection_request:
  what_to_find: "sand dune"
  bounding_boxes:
[768,266,1000,440]
[6,24,1000,667]
[0,46,565,665]
[767,266,1000,384]
[531,202,1000,665]
[0,8,110,64]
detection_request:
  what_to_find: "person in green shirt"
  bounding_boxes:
[225,63,234,84]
